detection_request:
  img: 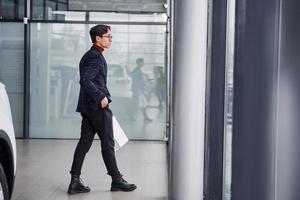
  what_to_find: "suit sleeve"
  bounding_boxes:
[79,53,106,104]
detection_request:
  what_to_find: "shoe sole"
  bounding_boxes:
[67,190,91,195]
[110,186,137,192]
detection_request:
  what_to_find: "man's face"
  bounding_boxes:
[137,60,144,67]
[97,29,112,49]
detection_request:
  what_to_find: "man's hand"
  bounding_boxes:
[101,97,109,108]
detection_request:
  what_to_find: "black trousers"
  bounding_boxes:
[70,107,121,178]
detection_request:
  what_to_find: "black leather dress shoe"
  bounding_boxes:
[67,175,91,195]
[111,178,137,192]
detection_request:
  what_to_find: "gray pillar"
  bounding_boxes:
[277,1,300,199]
[231,0,280,199]
[169,0,208,199]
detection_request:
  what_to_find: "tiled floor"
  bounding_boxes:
[12,140,168,200]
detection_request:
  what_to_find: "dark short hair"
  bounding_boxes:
[136,58,144,64]
[89,25,111,43]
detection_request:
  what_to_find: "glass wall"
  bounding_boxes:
[0,0,24,19]
[29,23,167,140]
[31,0,167,21]
[0,23,24,137]
[29,23,85,138]
[31,0,85,21]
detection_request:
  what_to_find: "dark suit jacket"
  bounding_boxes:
[76,46,111,113]
[131,66,146,93]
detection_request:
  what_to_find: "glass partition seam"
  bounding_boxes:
[69,11,167,14]
[223,0,236,199]
[24,0,31,139]
[43,0,46,20]
[14,0,19,18]
[30,0,33,20]
[167,0,174,197]
[164,15,169,141]
[85,11,89,21]
[23,23,30,139]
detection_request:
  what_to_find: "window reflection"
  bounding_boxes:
[30,23,167,140]
[31,0,85,20]
[0,0,24,19]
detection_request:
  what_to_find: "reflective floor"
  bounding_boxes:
[12,140,168,200]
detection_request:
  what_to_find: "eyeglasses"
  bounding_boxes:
[101,35,113,39]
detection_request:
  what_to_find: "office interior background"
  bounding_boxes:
[2,0,300,199]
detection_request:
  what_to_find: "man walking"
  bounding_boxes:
[130,58,152,122]
[68,24,137,195]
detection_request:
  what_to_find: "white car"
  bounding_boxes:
[0,82,17,200]
[107,64,132,99]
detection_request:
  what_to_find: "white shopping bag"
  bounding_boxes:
[113,116,128,151]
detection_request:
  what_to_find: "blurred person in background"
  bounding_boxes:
[130,58,152,122]
[154,67,166,111]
